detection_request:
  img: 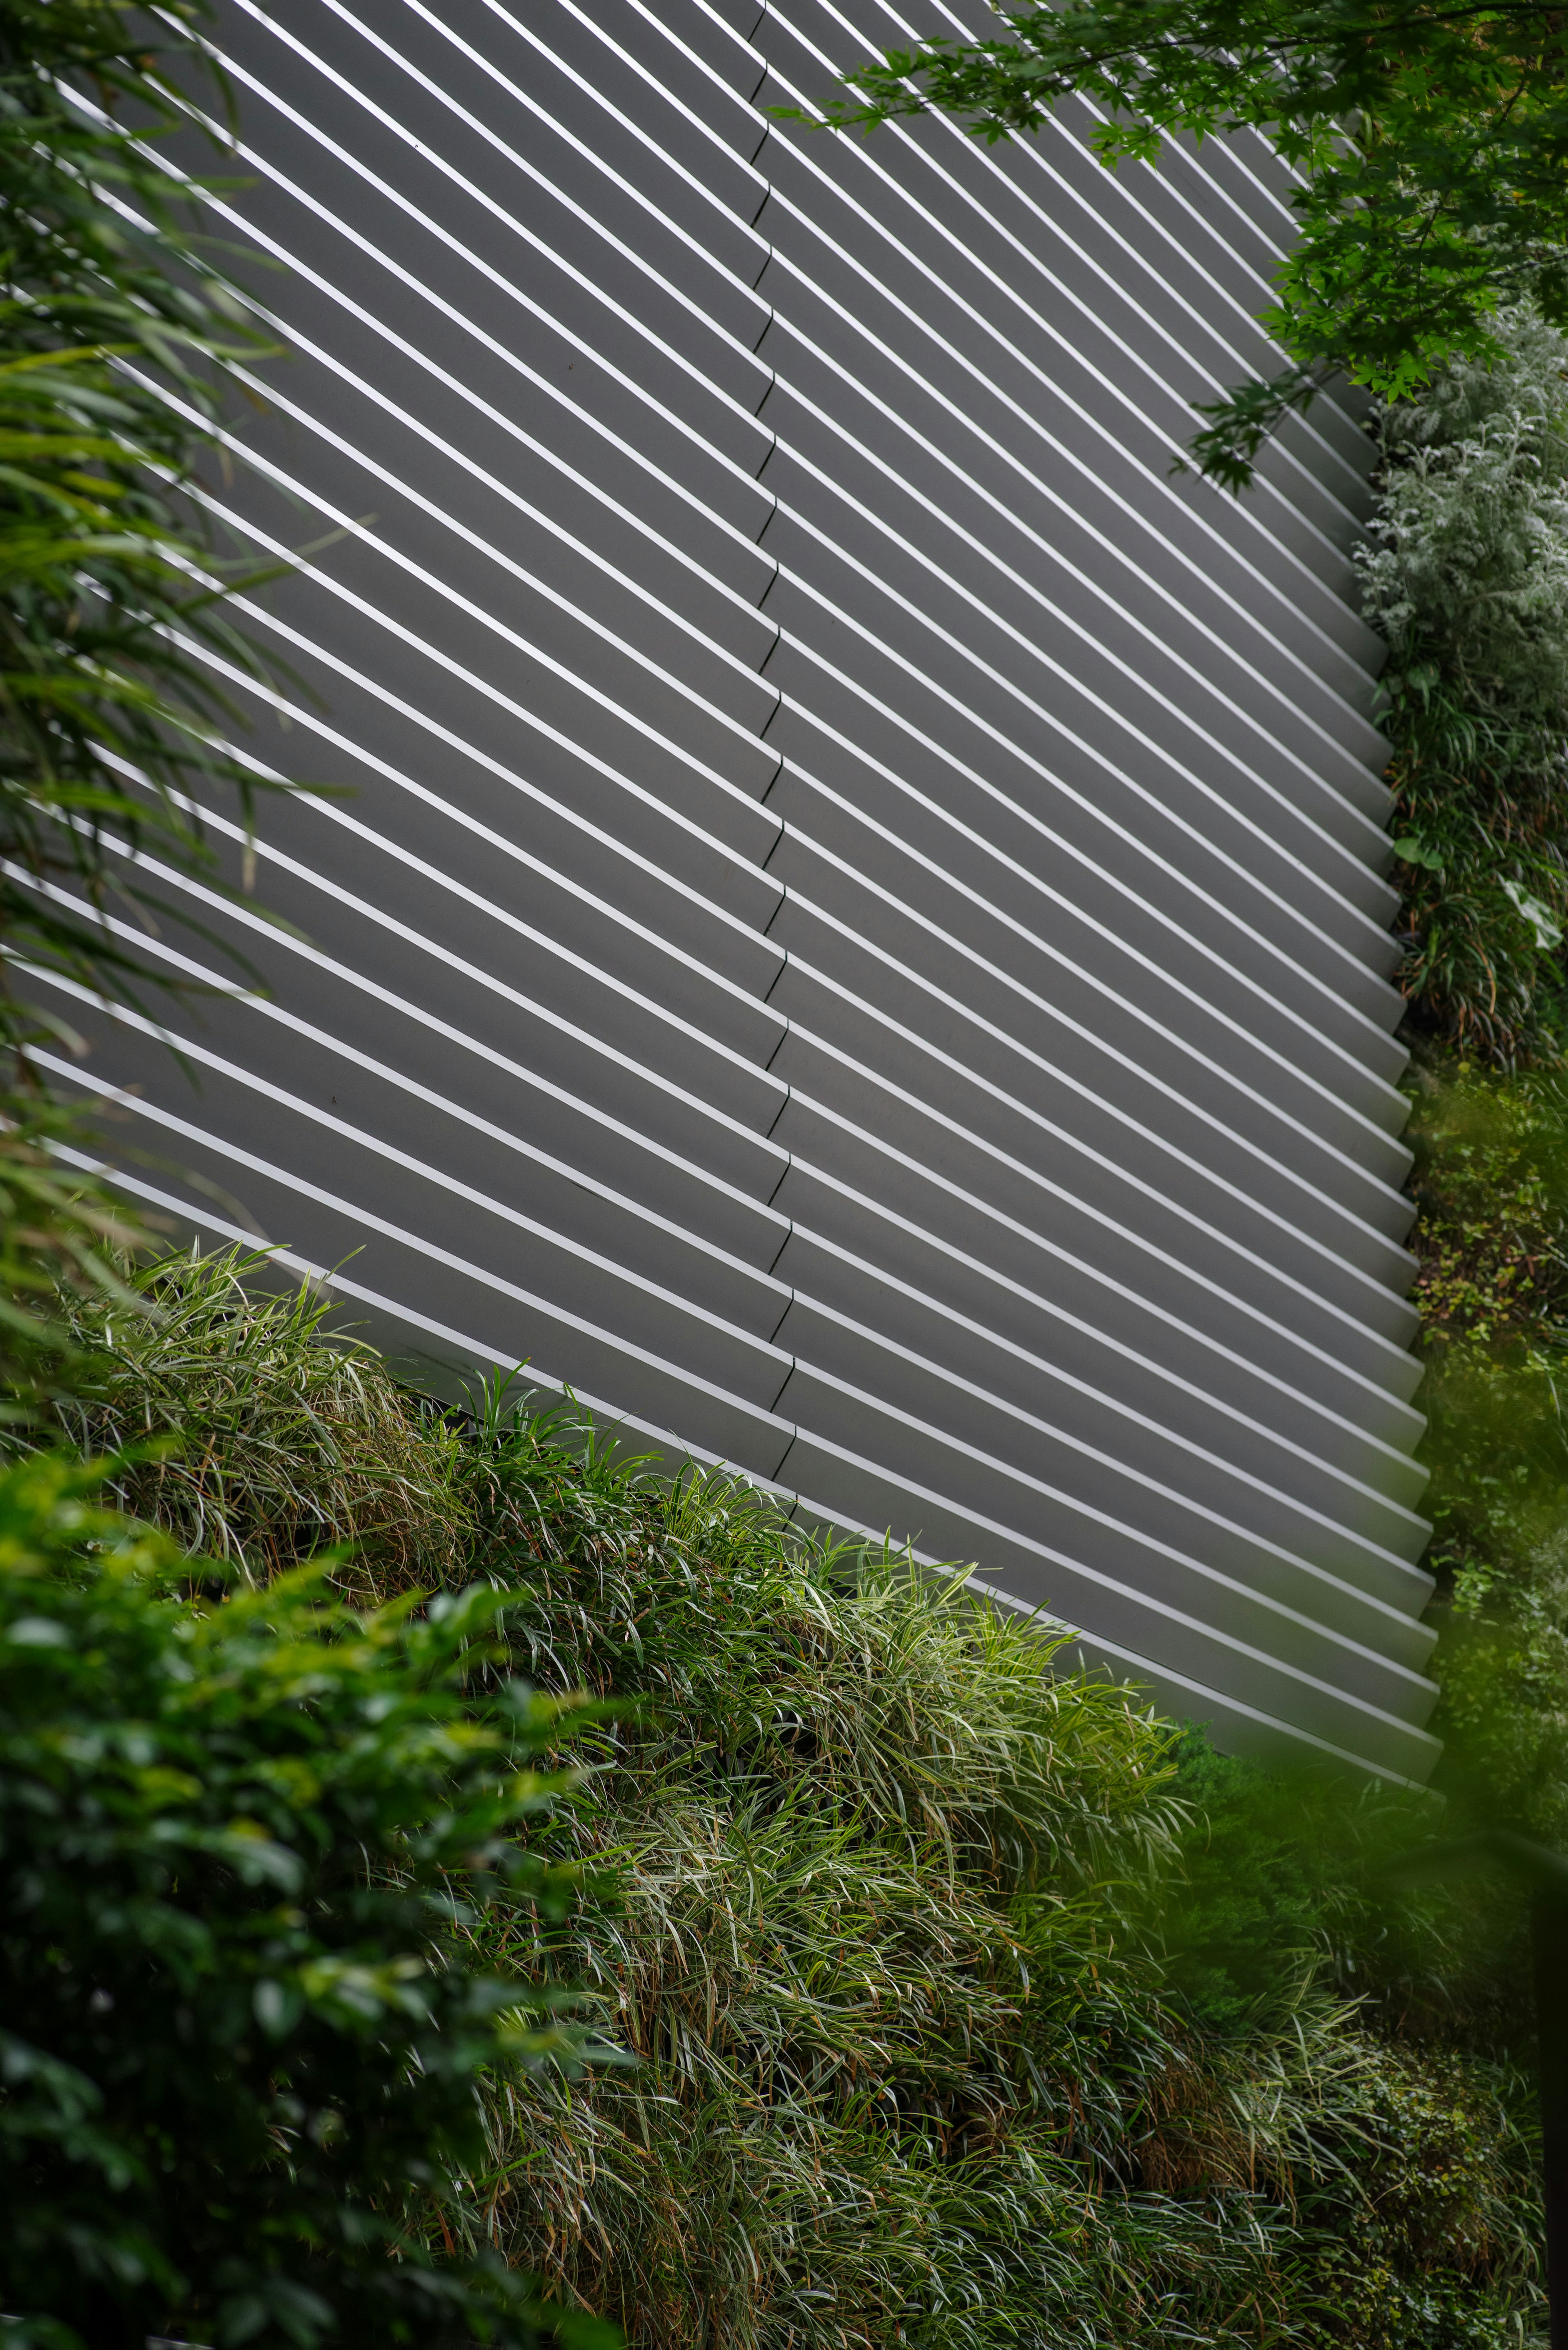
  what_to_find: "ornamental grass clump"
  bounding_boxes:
[40,1244,469,1589]
[447,1391,1539,2350]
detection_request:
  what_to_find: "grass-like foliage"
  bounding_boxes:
[466,1411,1221,2346]
[1359,306,1568,1063]
[456,1401,1538,2350]
[0,1443,616,2350]
[3,1247,1546,2346]
[0,1094,144,1400]
[42,1245,470,1587]
[0,0,293,1055]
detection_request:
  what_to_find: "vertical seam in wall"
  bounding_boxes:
[745,0,799,1472]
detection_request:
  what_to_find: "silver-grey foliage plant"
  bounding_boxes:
[1363,307,1568,756]
[1357,305,1568,1057]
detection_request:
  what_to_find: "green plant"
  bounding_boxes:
[0,0,303,1383]
[1395,1061,1568,1851]
[805,0,1568,487]
[1405,1057,1568,1346]
[8,1266,1541,2350]
[0,1442,615,2350]
[0,1097,143,1400]
[42,1244,471,1590]
[1287,2040,1540,2350]
[0,0,298,1053]
[448,1394,1540,2350]
[1356,308,1568,1061]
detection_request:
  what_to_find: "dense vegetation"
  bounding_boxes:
[0,1246,1541,2350]
[1405,1066,1568,1849]
[1337,303,1568,2350]
[0,1447,610,2350]
[1353,301,1568,1871]
[1359,305,1568,1067]
[0,26,630,2336]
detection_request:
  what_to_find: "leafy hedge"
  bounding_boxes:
[0,1436,615,2350]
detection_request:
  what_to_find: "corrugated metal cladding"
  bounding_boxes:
[47,0,1441,1778]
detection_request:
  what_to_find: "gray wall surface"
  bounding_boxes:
[49,0,1438,1778]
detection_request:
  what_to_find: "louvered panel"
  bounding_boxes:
[44,0,1442,1780]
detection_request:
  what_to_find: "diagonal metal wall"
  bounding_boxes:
[48,0,1438,1776]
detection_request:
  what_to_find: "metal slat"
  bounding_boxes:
[57,0,1441,1776]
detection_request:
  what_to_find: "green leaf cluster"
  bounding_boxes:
[0,0,296,1057]
[1359,305,1568,1060]
[0,1440,614,2350]
[808,0,1568,485]
[0,0,307,1398]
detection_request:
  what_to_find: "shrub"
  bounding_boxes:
[1394,1061,1568,1855]
[1406,1057,1568,1348]
[1287,2040,1539,2350]
[0,1444,611,2350]
[1358,304,1568,1060]
[1357,312,1568,1882]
